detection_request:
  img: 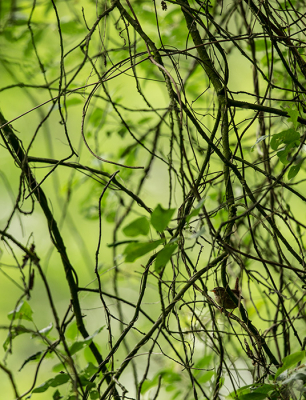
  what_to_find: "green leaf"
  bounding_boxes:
[3,325,28,350]
[124,239,164,262]
[194,355,213,371]
[238,393,269,400]
[49,374,70,387]
[79,374,93,387]
[253,384,275,394]
[19,351,42,371]
[140,377,159,394]
[198,370,215,384]
[66,322,78,340]
[32,381,51,393]
[288,160,303,180]
[83,362,99,377]
[162,371,181,383]
[69,327,104,355]
[52,363,65,373]
[32,374,69,393]
[255,39,271,51]
[8,301,33,321]
[84,344,102,364]
[229,383,275,399]
[122,217,150,237]
[275,350,306,379]
[277,141,296,165]
[90,390,100,399]
[155,243,177,272]
[32,373,70,393]
[65,98,83,108]
[171,390,182,400]
[24,29,44,57]
[60,20,85,35]
[89,108,104,127]
[287,108,299,130]
[150,204,175,232]
[229,385,254,399]
[118,126,127,138]
[70,338,92,356]
[53,389,62,400]
[69,325,104,355]
[140,370,181,394]
[270,128,300,151]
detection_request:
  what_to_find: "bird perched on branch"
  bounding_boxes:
[211,287,243,311]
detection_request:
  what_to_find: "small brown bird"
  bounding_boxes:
[211,287,243,310]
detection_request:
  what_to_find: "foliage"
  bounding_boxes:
[1,0,306,399]
[229,351,306,400]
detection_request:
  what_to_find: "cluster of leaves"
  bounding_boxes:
[231,351,306,400]
[123,204,177,271]
[5,301,102,399]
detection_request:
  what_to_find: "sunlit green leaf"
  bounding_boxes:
[69,327,104,355]
[66,322,78,340]
[155,243,177,272]
[123,217,150,237]
[60,20,86,35]
[124,240,164,262]
[171,390,182,400]
[255,39,271,51]
[140,377,159,394]
[3,325,28,350]
[53,389,61,400]
[194,355,213,370]
[83,362,99,377]
[52,364,65,373]
[275,350,306,379]
[32,374,70,393]
[32,381,51,393]
[288,160,303,180]
[24,29,44,57]
[270,129,299,151]
[65,98,83,108]
[150,204,175,232]
[49,374,70,387]
[238,393,269,400]
[287,108,299,130]
[229,384,254,399]
[88,108,104,127]
[90,390,100,399]
[198,371,215,384]
[8,301,33,322]
[70,338,92,356]
[79,374,93,387]
[277,141,296,165]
